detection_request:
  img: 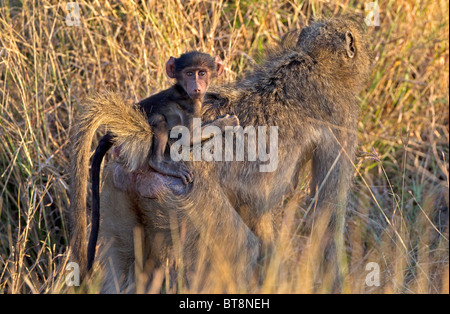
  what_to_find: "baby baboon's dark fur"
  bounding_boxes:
[69,17,371,292]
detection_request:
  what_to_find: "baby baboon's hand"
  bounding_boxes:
[215,114,240,131]
[224,114,240,127]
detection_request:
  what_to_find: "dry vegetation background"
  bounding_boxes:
[0,0,448,294]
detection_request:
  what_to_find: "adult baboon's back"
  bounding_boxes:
[70,17,371,292]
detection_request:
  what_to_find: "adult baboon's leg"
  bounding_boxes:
[310,127,357,288]
[97,165,141,293]
[98,162,260,292]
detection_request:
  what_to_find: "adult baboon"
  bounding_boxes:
[68,17,371,292]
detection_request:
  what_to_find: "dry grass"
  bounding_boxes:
[0,0,448,294]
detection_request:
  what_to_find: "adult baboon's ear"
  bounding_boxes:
[345,31,356,58]
[215,55,224,76]
[166,56,176,78]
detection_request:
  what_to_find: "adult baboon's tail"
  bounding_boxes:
[68,91,153,273]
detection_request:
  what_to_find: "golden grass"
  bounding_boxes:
[0,0,448,293]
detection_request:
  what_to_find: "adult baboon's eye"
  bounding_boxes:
[186,71,193,77]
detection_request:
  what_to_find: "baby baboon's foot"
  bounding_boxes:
[112,163,191,198]
[136,171,191,198]
[149,159,193,185]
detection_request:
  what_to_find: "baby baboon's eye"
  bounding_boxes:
[186,71,193,77]
[199,70,206,76]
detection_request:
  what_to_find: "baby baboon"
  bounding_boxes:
[122,51,229,183]
[69,17,371,291]
[146,51,227,183]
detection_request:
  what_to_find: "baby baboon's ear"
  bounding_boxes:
[215,55,224,76]
[345,31,356,58]
[166,56,177,78]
